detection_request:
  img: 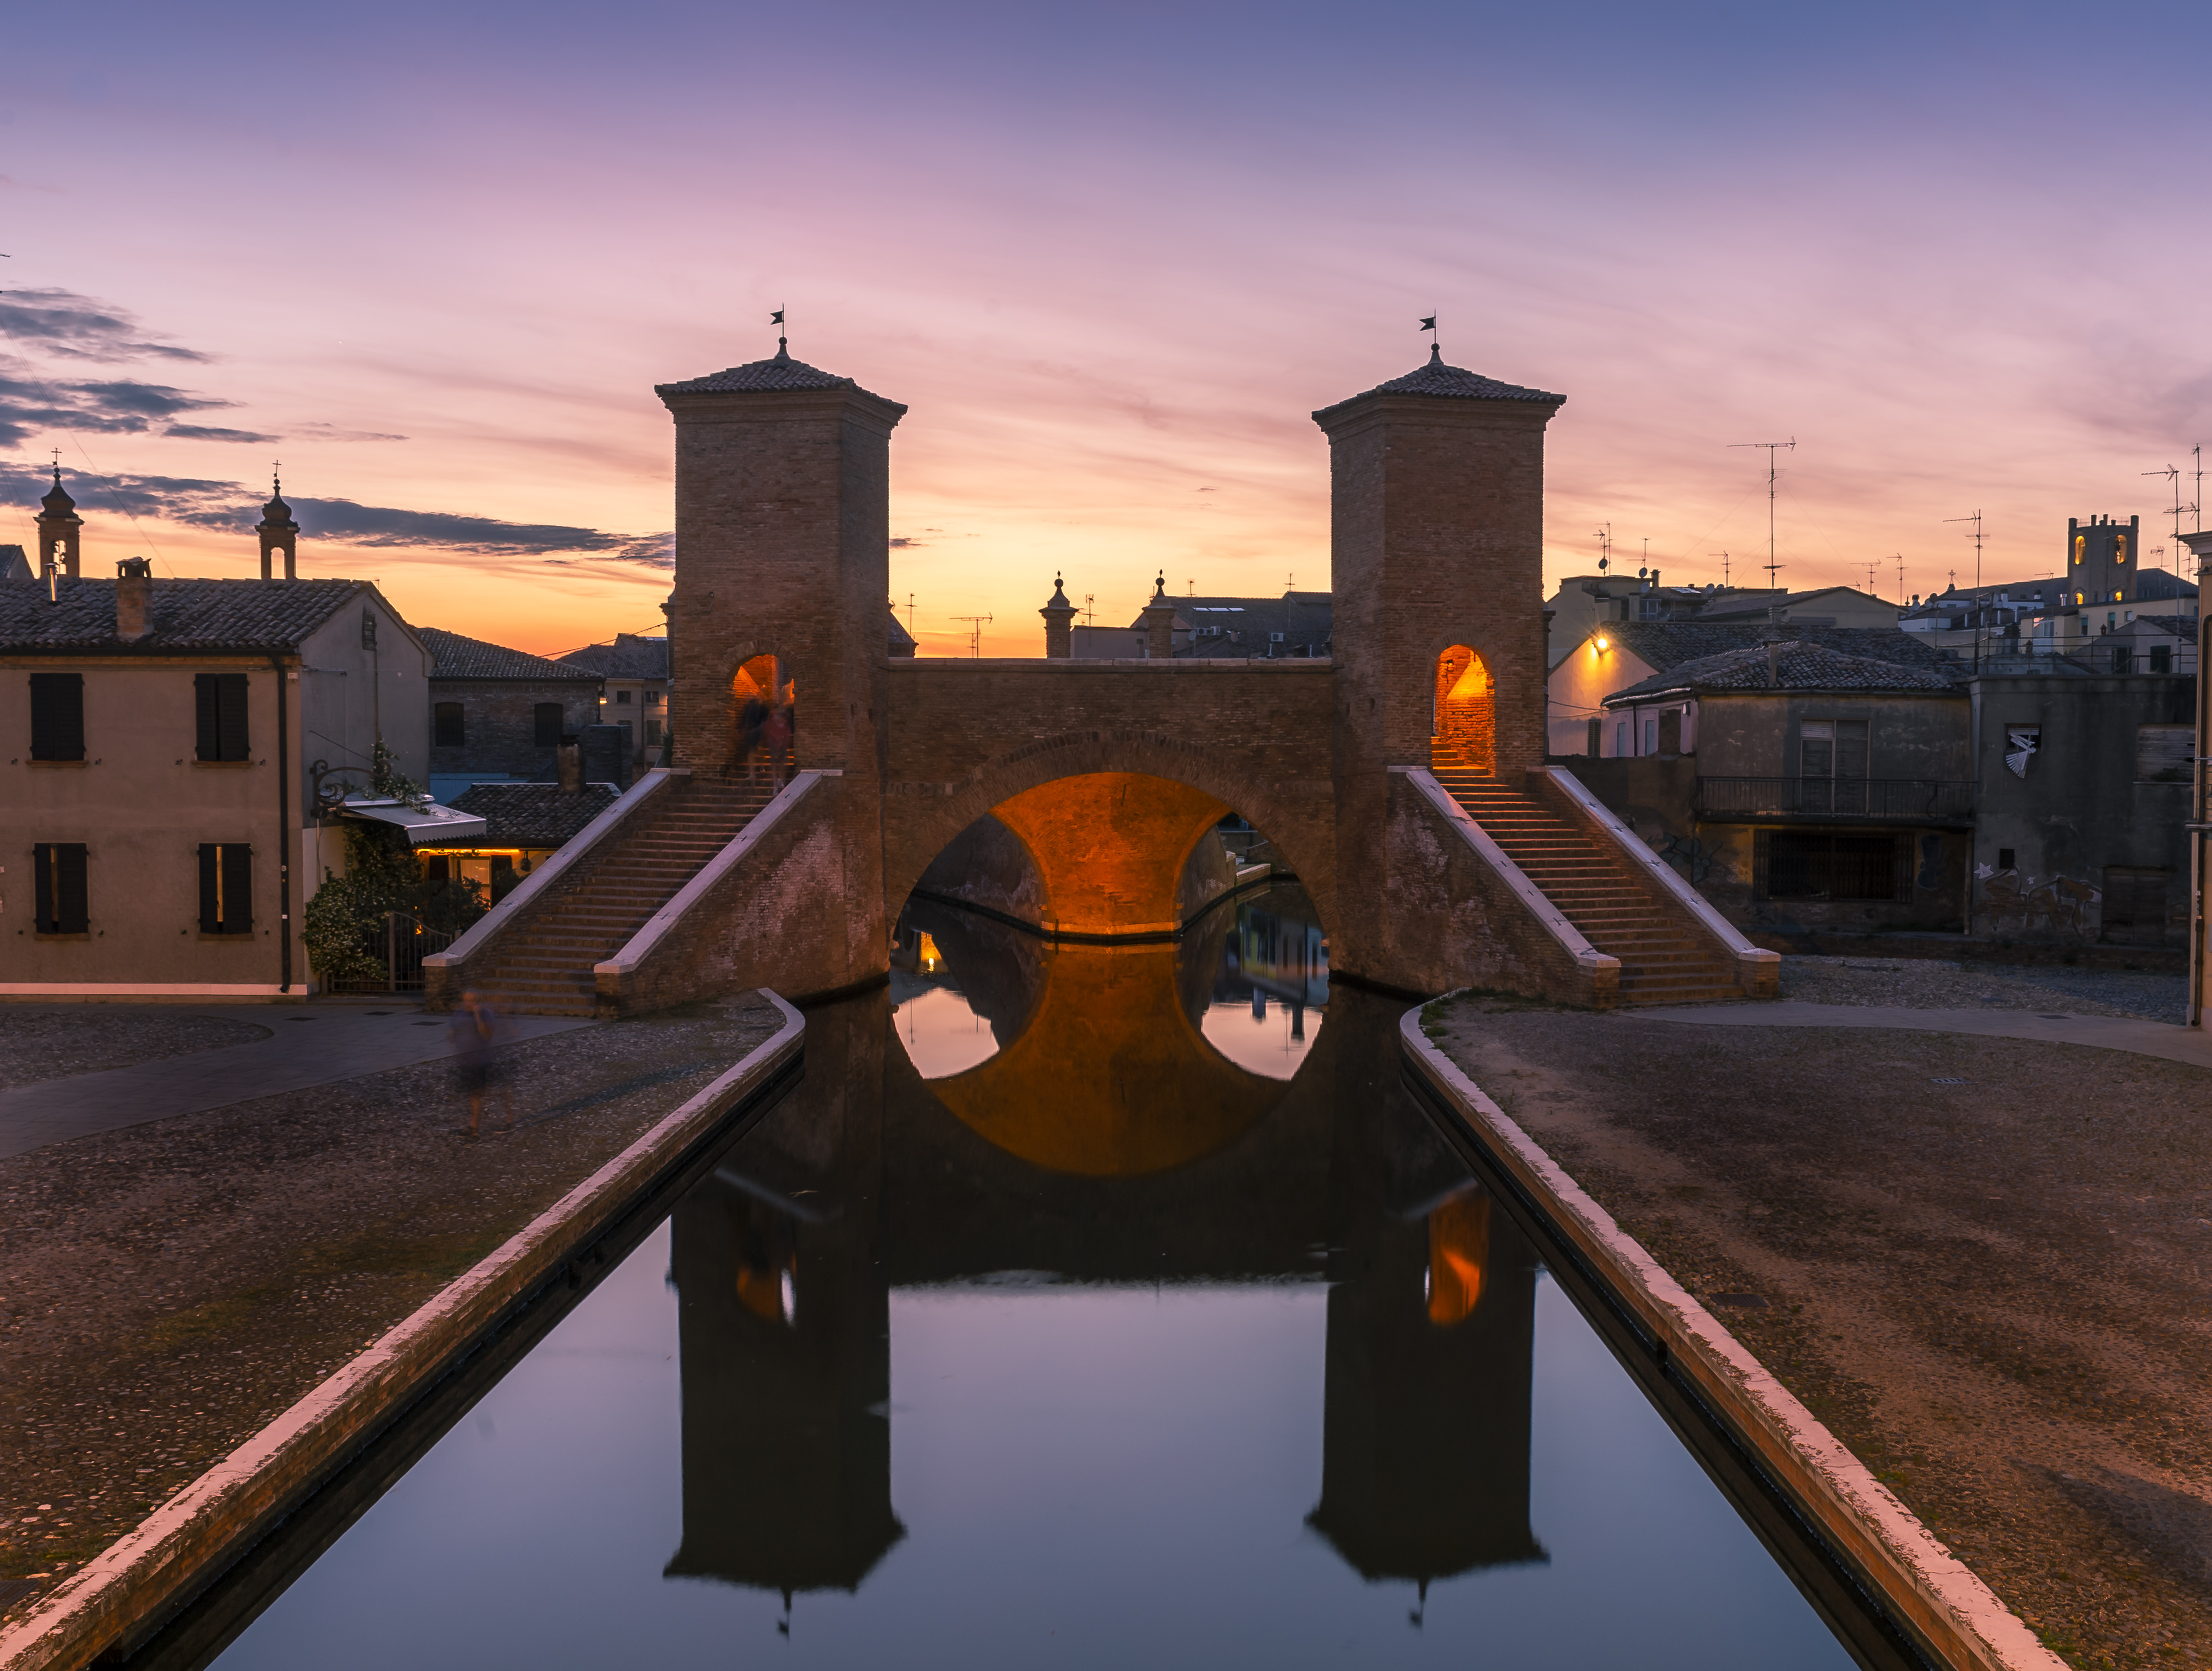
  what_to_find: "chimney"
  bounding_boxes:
[555,738,583,793]
[115,556,154,642]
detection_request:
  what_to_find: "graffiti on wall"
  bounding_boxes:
[1974,865,2099,935]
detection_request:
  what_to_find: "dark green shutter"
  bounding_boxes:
[199,845,220,931]
[39,843,89,933]
[30,674,85,762]
[221,845,253,932]
[196,674,220,759]
[217,675,249,760]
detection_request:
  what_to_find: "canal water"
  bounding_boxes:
[207,883,1861,1669]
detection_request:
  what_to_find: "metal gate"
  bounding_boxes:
[328,912,458,994]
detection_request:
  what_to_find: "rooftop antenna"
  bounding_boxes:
[906,592,915,639]
[1894,553,1906,605]
[1285,571,1294,591]
[1944,511,1985,672]
[1187,578,1195,596]
[952,614,992,658]
[1596,521,1613,574]
[2145,463,2197,552]
[1866,558,1881,598]
[1083,592,1094,627]
[1711,551,1730,587]
[1729,438,1796,588]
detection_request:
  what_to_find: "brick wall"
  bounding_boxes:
[428,678,599,779]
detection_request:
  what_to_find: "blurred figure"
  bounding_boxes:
[762,698,794,788]
[735,694,770,789]
[450,988,512,1138]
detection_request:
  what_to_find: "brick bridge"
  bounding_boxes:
[426,344,1777,1015]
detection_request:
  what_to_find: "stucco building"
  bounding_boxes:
[3,568,427,1000]
[558,632,670,767]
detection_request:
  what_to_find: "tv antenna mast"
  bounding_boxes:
[951,614,993,658]
[1866,558,1881,597]
[1894,553,1906,604]
[2144,463,2198,550]
[1729,438,1795,589]
[1944,511,1985,671]
[1594,522,1613,574]
[1711,551,1730,587]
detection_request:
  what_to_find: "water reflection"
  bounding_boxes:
[204,881,1860,1670]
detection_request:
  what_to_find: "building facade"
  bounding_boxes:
[558,632,671,767]
[421,627,603,795]
[3,572,427,999]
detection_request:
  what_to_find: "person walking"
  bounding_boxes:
[449,988,512,1138]
[735,694,771,788]
[762,698,794,789]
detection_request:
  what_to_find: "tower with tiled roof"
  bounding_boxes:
[36,464,82,581]
[258,472,300,580]
[654,332,906,979]
[1313,340,1566,967]
[1039,575,1075,658]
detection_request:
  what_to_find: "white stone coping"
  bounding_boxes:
[1395,767,1617,979]
[1540,765,1781,979]
[424,768,684,972]
[0,991,804,1671]
[1400,1006,2063,1671]
[596,771,829,982]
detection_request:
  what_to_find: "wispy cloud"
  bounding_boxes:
[0,287,210,363]
[164,422,279,444]
[293,421,410,443]
[0,359,237,447]
[0,460,669,561]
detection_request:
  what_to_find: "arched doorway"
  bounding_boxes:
[729,653,793,780]
[1432,647,1495,774]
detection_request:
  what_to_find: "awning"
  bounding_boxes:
[341,797,490,846]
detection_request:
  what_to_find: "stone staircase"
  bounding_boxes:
[467,779,776,1016]
[1428,754,1742,1005]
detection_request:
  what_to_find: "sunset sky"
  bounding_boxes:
[3,1,2207,657]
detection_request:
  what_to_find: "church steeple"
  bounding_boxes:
[36,462,82,581]
[257,467,299,580]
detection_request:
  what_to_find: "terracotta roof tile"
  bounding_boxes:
[1597,621,1956,675]
[447,782,622,846]
[1314,350,1564,421]
[0,577,367,651]
[421,626,601,682]
[655,347,903,410]
[1604,641,1961,705]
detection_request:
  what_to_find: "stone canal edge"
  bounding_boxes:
[1399,1002,2064,1671]
[0,994,807,1671]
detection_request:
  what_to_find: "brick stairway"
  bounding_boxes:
[468,778,776,1016]
[1428,754,1742,1005]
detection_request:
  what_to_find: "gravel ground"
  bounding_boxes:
[0,994,784,1619]
[1780,956,2190,1023]
[0,1009,273,1091]
[1428,995,2212,1671]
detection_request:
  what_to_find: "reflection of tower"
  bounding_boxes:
[664,997,903,1600]
[1308,985,1545,1599]
[36,466,81,580]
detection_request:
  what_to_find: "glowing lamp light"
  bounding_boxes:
[1593,634,1610,652]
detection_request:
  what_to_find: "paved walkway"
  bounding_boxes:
[1631,1001,2212,1071]
[0,1004,593,1159]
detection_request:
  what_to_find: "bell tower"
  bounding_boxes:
[36,464,81,580]
[258,473,300,579]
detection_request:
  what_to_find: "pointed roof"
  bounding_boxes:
[39,464,78,518]
[259,474,298,530]
[655,341,903,409]
[1041,574,1074,613]
[1313,345,1564,421]
[0,577,377,651]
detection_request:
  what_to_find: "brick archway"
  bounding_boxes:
[1433,645,1495,774]
[881,728,1338,941]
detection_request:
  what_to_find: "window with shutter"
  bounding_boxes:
[197,844,254,933]
[434,702,466,747]
[533,703,563,747]
[194,674,250,760]
[30,673,85,761]
[34,843,89,933]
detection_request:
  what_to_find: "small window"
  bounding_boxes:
[30,673,85,762]
[615,688,632,704]
[1642,717,1657,754]
[33,842,89,933]
[533,703,563,747]
[198,844,252,934]
[434,702,466,747]
[647,690,664,706]
[360,608,379,650]
[1586,717,1602,756]
[1997,847,2016,871]
[194,673,250,761]
[2109,645,2132,674]
[2151,645,2172,674]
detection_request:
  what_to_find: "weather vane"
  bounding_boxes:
[771,307,787,353]
[1419,314,1439,357]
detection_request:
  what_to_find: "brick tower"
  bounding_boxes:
[36,465,81,580]
[1040,574,1075,657]
[1313,345,1565,975]
[655,337,907,983]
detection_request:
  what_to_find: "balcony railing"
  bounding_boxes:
[1694,776,1976,822]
